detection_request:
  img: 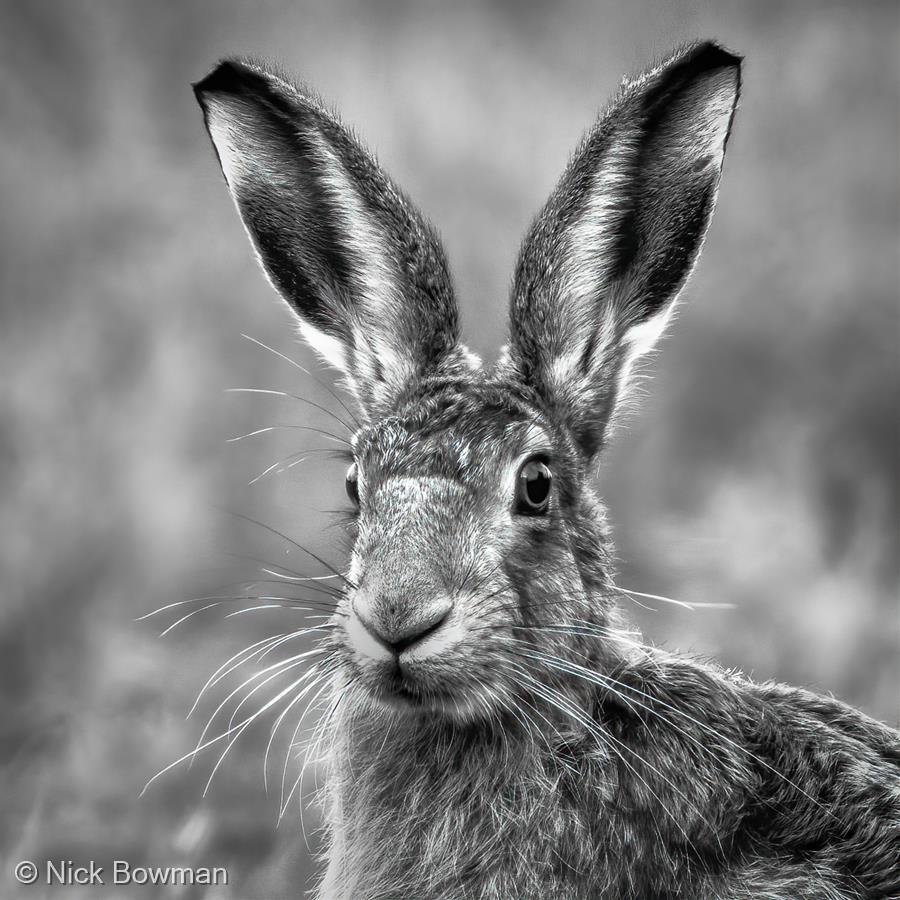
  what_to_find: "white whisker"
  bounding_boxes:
[617,587,695,611]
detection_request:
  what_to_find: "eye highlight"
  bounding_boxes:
[515,458,552,515]
[345,462,360,506]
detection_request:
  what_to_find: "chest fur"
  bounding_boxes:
[318,715,713,900]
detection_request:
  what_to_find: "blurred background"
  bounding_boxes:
[1,0,897,896]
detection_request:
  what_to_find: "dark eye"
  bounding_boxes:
[515,458,552,514]
[345,462,360,506]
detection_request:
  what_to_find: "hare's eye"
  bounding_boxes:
[516,458,552,514]
[345,462,360,506]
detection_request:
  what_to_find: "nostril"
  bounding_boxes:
[354,596,454,655]
[390,605,452,653]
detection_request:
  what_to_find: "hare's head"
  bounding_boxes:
[195,43,740,721]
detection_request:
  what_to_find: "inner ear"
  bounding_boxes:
[504,42,741,458]
[194,59,475,418]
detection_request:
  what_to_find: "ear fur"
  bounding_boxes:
[194,59,474,417]
[507,41,741,456]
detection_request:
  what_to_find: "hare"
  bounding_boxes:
[194,42,899,900]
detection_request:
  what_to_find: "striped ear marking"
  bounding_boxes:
[195,59,474,416]
[507,41,741,455]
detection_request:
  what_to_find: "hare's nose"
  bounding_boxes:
[352,594,453,655]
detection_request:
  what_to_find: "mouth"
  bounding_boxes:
[346,646,498,722]
[354,653,458,711]
[342,603,504,720]
[372,664,440,707]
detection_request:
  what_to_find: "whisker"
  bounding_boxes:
[189,631,294,718]
[160,601,333,636]
[237,580,344,601]
[202,661,330,797]
[224,510,356,590]
[263,660,333,794]
[280,676,354,823]
[615,586,695,611]
[156,602,220,635]
[278,674,335,822]
[240,333,359,429]
[139,586,339,622]
[225,387,354,434]
[222,605,326,619]
[495,620,651,656]
[146,596,342,622]
[142,657,323,797]
[260,568,343,583]
[596,668,834,819]
[514,644,834,822]
[249,455,308,485]
[227,423,350,447]
[195,648,328,757]
[510,663,699,850]
[222,552,349,590]
[257,624,334,663]
[247,447,348,485]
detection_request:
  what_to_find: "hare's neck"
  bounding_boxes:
[317,659,894,900]
[320,700,605,900]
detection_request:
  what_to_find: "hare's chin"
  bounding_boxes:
[358,666,495,722]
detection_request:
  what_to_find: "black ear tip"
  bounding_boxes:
[684,40,743,75]
[192,58,261,105]
[646,40,741,105]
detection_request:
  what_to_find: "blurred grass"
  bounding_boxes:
[1,0,898,897]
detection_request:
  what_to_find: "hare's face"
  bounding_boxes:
[196,46,741,719]
[334,381,619,719]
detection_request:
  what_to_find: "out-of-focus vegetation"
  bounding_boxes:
[1,1,897,897]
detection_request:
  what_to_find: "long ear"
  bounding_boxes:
[194,60,474,417]
[506,41,741,456]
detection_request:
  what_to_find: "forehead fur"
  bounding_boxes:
[352,378,557,480]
